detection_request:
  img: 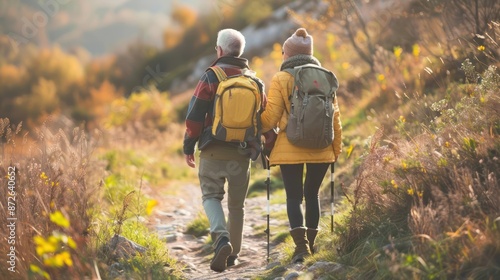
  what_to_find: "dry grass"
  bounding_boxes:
[0,112,189,279]
[330,61,500,279]
[0,117,103,279]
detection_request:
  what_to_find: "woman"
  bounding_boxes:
[261,28,342,263]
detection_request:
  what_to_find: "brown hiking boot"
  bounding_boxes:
[307,228,319,254]
[289,227,311,263]
[210,236,232,272]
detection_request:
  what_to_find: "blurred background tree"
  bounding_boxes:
[307,0,499,74]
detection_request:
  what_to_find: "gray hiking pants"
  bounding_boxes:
[198,157,250,257]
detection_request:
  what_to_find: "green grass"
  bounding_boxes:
[270,189,287,205]
[185,211,210,237]
[247,173,284,198]
[101,148,191,187]
[106,221,183,280]
[91,124,194,279]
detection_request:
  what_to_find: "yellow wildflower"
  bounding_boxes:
[146,199,158,216]
[30,264,50,280]
[67,237,77,249]
[402,162,408,170]
[346,144,355,159]
[49,211,70,228]
[394,46,403,59]
[43,256,63,267]
[391,180,398,189]
[60,251,73,266]
[34,236,57,256]
[47,236,59,246]
[477,45,485,52]
[412,44,421,57]
[407,188,414,196]
[46,251,73,267]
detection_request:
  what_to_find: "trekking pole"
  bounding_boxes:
[330,163,335,233]
[261,151,271,263]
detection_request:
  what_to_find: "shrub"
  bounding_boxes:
[105,89,174,131]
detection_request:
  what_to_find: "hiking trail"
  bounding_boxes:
[147,183,288,280]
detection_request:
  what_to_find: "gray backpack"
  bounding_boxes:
[284,64,339,149]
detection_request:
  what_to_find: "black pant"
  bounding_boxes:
[280,163,331,229]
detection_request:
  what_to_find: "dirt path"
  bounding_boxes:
[148,183,287,280]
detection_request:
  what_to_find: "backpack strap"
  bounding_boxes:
[209,66,228,82]
[282,68,299,100]
[282,68,296,77]
[282,68,298,116]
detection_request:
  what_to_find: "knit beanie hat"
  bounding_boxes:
[283,28,313,57]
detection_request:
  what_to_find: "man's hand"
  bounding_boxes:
[185,154,196,168]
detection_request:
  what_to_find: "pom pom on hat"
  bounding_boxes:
[295,28,308,38]
[283,28,313,57]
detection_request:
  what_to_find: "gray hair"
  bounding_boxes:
[216,29,245,57]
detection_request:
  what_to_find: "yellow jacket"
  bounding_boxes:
[261,71,342,166]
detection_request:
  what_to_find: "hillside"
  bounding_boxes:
[1,0,208,55]
[0,0,499,279]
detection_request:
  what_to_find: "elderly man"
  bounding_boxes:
[183,29,265,272]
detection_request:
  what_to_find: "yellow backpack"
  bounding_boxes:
[210,66,262,143]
